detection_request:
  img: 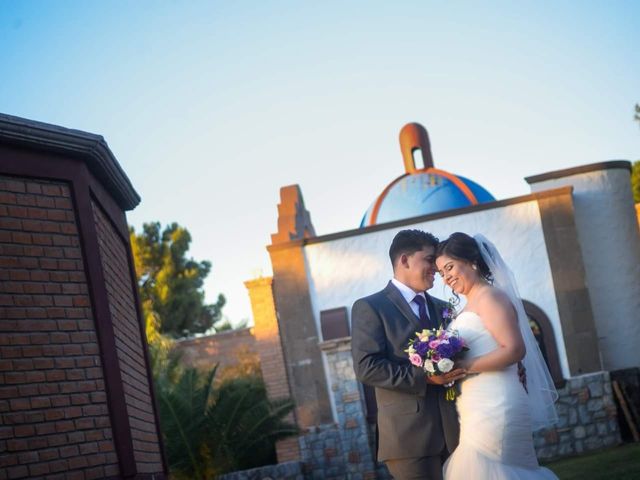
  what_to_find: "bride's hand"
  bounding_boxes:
[426,368,466,385]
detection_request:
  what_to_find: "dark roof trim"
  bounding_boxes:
[525,160,631,185]
[0,113,140,210]
[267,186,574,251]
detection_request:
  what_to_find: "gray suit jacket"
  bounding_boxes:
[351,281,460,462]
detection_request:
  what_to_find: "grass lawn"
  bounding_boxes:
[543,443,640,480]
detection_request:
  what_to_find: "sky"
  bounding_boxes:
[1,1,638,329]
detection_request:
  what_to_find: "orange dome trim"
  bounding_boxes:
[367,168,479,226]
[428,167,479,205]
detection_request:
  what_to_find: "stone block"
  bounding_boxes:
[573,426,586,439]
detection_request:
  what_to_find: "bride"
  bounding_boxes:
[435,232,558,480]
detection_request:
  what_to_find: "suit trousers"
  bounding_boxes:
[384,447,450,480]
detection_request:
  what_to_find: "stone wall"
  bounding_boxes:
[534,371,621,460]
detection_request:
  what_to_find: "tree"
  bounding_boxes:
[153,359,297,479]
[130,222,226,338]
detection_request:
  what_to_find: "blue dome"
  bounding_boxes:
[360,168,495,227]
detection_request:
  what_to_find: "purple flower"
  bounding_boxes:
[448,336,461,351]
[415,341,429,356]
[436,343,455,358]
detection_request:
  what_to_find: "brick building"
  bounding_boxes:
[0,114,167,479]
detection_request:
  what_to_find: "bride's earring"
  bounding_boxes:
[472,264,478,271]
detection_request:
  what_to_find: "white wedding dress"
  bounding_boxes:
[443,311,558,479]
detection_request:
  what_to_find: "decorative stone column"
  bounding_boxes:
[0,114,167,479]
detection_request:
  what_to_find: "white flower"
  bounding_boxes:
[437,358,454,373]
[424,361,435,373]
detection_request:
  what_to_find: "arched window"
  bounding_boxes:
[522,300,565,387]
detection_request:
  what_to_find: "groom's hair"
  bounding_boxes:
[389,229,439,270]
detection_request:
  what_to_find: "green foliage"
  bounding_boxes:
[632,161,640,204]
[152,350,297,479]
[130,222,226,338]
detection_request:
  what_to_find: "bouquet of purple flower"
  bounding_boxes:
[404,328,469,401]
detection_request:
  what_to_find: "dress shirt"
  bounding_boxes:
[391,278,430,321]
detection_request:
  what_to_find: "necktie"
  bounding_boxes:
[412,295,432,329]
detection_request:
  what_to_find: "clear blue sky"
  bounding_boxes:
[1,1,638,329]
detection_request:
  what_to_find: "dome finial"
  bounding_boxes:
[399,122,433,173]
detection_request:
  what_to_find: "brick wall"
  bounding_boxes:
[245,277,299,463]
[175,327,258,375]
[0,176,119,479]
[91,200,163,474]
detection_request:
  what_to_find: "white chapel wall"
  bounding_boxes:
[303,199,572,378]
[529,167,640,370]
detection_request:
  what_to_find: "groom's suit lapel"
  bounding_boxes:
[384,281,423,331]
[427,294,448,329]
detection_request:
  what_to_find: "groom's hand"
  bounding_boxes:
[426,368,466,385]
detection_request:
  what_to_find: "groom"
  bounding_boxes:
[351,229,465,480]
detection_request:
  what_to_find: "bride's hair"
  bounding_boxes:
[436,232,494,283]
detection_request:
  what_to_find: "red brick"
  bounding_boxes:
[46,210,67,222]
[0,347,22,358]
[0,386,18,398]
[35,423,56,435]
[54,420,74,433]
[50,396,70,407]
[72,296,90,307]
[48,459,68,473]
[30,332,50,344]
[45,307,65,318]
[27,437,48,450]
[38,383,59,395]
[24,371,45,383]
[43,284,61,294]
[84,430,104,442]
[33,358,54,369]
[30,270,49,281]
[13,425,35,438]
[62,345,82,355]
[7,438,28,451]
[67,456,88,470]
[53,296,72,307]
[28,463,50,476]
[41,345,63,356]
[17,384,38,396]
[7,465,28,479]
[66,431,85,443]
[21,345,43,357]
[23,285,47,298]
[69,393,90,405]
[58,259,76,270]
[38,449,59,461]
[45,410,65,421]
[10,232,31,244]
[79,442,99,454]
[51,235,72,247]
[45,370,66,382]
[57,320,77,331]
[59,444,79,458]
[30,397,51,409]
[54,357,74,368]
[8,334,29,345]
[11,359,33,371]
[46,434,66,447]
[64,406,82,419]
[19,318,55,330]
[74,417,94,430]
[39,258,57,269]
[5,372,26,384]
[8,271,30,282]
